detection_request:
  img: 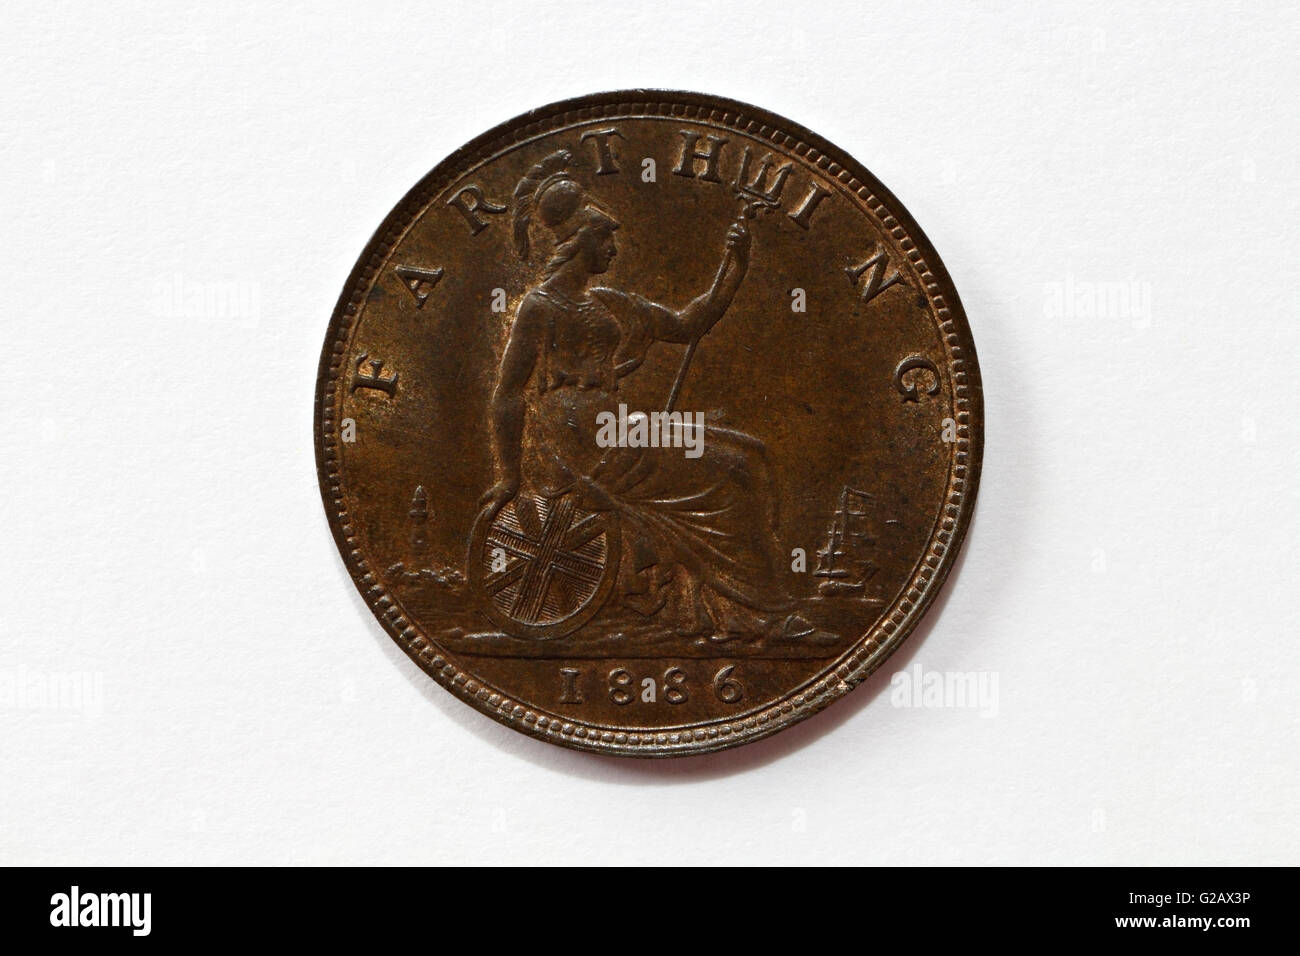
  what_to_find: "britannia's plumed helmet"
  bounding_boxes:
[512,149,617,260]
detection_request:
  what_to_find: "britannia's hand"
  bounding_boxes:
[725,220,751,268]
[478,476,519,514]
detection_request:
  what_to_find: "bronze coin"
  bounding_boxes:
[315,90,982,757]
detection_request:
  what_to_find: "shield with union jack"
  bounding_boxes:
[470,493,620,639]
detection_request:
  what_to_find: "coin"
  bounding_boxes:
[315,90,982,757]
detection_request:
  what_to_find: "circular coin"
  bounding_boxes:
[315,90,982,757]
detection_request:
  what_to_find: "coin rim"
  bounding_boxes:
[314,89,984,758]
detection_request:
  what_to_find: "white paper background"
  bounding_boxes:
[1,0,1296,865]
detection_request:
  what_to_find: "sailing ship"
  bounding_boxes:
[813,486,879,597]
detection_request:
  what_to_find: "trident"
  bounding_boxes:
[662,148,790,414]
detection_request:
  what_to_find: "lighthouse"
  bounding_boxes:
[409,485,429,560]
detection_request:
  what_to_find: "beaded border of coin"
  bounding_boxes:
[315,90,983,757]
